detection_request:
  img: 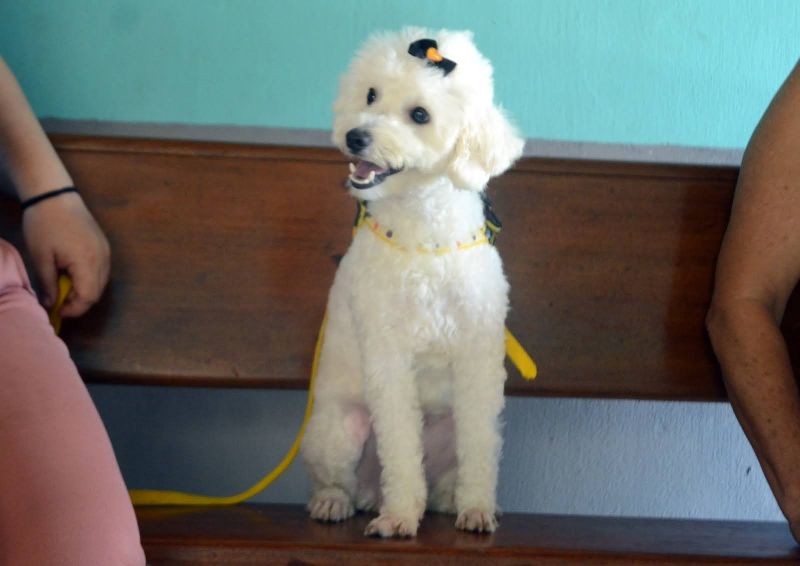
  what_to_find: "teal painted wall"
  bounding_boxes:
[0,1,798,146]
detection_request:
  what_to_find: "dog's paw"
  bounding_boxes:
[308,489,355,523]
[455,508,498,533]
[364,513,419,538]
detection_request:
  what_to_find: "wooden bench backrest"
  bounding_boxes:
[0,135,758,400]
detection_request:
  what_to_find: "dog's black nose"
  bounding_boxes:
[346,128,372,154]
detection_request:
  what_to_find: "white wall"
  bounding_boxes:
[88,384,780,521]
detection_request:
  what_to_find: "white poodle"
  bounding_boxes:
[301,27,524,538]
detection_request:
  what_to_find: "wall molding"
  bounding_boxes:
[41,118,744,167]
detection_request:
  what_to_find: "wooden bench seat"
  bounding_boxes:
[3,133,799,563]
[137,503,798,565]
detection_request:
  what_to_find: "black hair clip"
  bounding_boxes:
[408,39,457,76]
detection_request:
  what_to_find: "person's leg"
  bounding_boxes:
[0,239,144,566]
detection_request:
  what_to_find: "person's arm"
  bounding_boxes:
[707,59,800,541]
[0,57,109,316]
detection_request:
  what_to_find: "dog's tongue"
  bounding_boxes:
[354,160,387,179]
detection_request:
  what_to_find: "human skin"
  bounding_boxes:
[706,59,800,542]
[0,57,109,315]
[0,58,143,565]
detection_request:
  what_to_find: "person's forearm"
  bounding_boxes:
[707,298,800,520]
[0,57,72,200]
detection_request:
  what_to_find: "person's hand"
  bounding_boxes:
[22,191,110,317]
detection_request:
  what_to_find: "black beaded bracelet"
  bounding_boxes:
[20,186,79,211]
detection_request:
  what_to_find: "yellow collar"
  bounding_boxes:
[353,200,495,254]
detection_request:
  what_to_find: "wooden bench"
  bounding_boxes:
[2,134,799,564]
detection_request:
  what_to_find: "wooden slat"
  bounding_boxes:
[0,134,744,398]
[136,503,799,565]
[500,158,737,399]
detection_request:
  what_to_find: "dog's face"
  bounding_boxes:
[332,28,524,200]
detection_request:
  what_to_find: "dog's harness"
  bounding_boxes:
[353,194,503,252]
[353,199,491,254]
[353,197,537,382]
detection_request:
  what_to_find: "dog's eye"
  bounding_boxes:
[367,88,377,105]
[410,107,430,124]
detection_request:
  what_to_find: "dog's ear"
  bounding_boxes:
[447,105,524,191]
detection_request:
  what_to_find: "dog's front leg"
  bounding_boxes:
[360,339,427,538]
[451,335,507,533]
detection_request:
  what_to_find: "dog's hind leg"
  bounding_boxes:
[303,400,370,522]
[302,298,369,523]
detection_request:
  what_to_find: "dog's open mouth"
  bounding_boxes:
[348,160,402,190]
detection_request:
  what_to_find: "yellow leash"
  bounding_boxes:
[51,275,327,506]
[51,254,535,506]
[128,313,326,505]
[48,274,72,335]
[506,328,537,380]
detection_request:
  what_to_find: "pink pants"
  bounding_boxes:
[0,239,144,565]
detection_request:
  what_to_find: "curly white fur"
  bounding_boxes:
[301,27,523,538]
